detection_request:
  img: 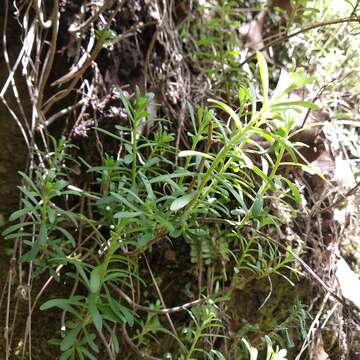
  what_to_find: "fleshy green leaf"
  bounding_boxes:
[256,51,269,104]
[252,193,263,218]
[208,99,242,129]
[9,207,34,222]
[59,348,73,360]
[280,176,301,204]
[138,171,155,199]
[170,192,195,212]
[38,223,48,245]
[2,221,35,237]
[19,223,47,262]
[119,305,134,327]
[18,171,39,193]
[271,101,319,110]
[20,242,41,263]
[88,294,102,331]
[89,265,102,293]
[178,150,214,160]
[40,296,84,311]
[114,211,142,219]
[60,325,82,351]
[242,338,258,360]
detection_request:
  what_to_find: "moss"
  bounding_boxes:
[228,272,309,356]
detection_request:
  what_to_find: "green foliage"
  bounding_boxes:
[182,0,247,98]
[3,54,315,358]
[242,336,288,360]
[3,138,80,276]
[268,302,310,349]
[183,302,225,360]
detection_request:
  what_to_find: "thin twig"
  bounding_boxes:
[144,255,183,347]
[1,0,32,148]
[42,0,126,114]
[240,16,360,66]
[1,9,29,131]
[5,267,13,360]
[321,180,360,212]
[258,275,272,310]
[51,30,95,87]
[254,229,360,324]
[8,296,20,356]
[144,26,159,93]
[28,228,100,312]
[69,0,113,34]
[33,0,52,28]
[60,279,79,337]
[295,293,330,360]
[21,227,101,354]
[120,229,168,257]
[97,327,116,360]
[37,0,59,109]
[44,99,85,126]
[122,323,162,360]
[109,283,204,314]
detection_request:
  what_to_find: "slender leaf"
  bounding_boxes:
[60,325,82,351]
[88,294,102,331]
[170,192,195,212]
[208,99,242,129]
[89,265,102,293]
[178,150,214,160]
[256,51,269,103]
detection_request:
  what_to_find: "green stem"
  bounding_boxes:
[183,107,266,217]
[186,328,202,360]
[238,145,285,228]
[132,119,138,184]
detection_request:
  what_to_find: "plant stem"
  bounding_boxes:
[132,118,138,185]
[184,106,267,216]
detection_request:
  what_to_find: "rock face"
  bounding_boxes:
[0,107,27,219]
[0,10,28,222]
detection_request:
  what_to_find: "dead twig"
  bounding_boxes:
[69,0,113,34]
[97,327,116,360]
[321,180,360,212]
[144,255,186,352]
[240,16,360,66]
[122,323,162,360]
[254,229,360,324]
[33,0,52,28]
[37,0,59,109]
[43,0,126,115]
[120,229,168,257]
[109,283,204,315]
